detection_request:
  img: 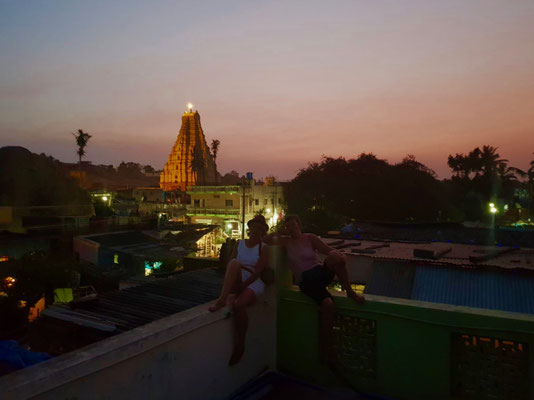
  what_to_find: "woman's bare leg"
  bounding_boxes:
[228,288,256,365]
[209,259,243,312]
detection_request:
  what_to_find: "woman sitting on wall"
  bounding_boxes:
[209,215,270,365]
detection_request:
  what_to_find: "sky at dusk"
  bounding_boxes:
[1,0,533,180]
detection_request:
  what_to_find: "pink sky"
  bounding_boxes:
[1,1,533,180]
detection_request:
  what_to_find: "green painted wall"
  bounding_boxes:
[273,253,534,400]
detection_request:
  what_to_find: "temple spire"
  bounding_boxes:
[160,105,218,192]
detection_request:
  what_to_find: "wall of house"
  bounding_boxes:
[73,237,100,265]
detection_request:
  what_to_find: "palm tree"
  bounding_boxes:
[528,153,534,203]
[479,145,505,176]
[72,129,92,176]
[190,145,205,185]
[211,139,220,185]
[496,163,526,186]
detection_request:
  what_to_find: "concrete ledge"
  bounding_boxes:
[2,289,277,400]
[2,303,224,398]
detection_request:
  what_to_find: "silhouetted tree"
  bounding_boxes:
[527,153,534,206]
[446,145,526,220]
[211,139,220,185]
[285,153,442,232]
[221,170,241,185]
[117,162,143,178]
[143,165,155,174]
[72,129,92,174]
[190,145,205,185]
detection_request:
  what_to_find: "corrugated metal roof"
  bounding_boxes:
[85,231,158,246]
[43,268,223,332]
[411,265,534,314]
[323,238,534,271]
[363,260,415,299]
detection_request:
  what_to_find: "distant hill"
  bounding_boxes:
[59,161,160,190]
[0,146,91,206]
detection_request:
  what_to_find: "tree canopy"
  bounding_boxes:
[285,153,443,232]
[285,146,531,232]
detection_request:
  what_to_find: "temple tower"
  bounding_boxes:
[160,105,217,192]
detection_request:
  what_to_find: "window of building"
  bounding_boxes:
[271,198,274,205]
[264,199,268,205]
[114,254,119,264]
[226,199,233,207]
[279,198,282,204]
[214,195,220,198]
[194,199,200,207]
[255,199,259,205]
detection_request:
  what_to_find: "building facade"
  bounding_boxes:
[186,182,284,238]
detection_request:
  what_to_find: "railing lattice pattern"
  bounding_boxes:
[451,333,529,400]
[332,314,377,379]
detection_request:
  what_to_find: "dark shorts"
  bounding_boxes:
[299,264,335,305]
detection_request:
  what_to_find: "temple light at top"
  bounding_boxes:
[187,103,194,112]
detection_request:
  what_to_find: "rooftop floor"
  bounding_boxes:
[229,371,381,400]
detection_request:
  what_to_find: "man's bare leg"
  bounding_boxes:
[209,259,243,312]
[229,288,256,365]
[319,297,335,365]
[325,253,365,304]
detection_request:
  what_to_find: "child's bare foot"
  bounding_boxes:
[208,299,226,312]
[347,290,365,304]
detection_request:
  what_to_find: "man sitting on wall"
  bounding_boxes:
[264,215,364,363]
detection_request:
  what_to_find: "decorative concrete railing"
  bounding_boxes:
[275,249,534,400]
[186,208,241,217]
[187,186,240,194]
[1,288,276,400]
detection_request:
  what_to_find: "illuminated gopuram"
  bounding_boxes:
[160,104,217,192]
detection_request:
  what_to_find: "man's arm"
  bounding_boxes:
[309,234,339,256]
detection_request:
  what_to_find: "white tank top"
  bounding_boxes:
[236,240,262,267]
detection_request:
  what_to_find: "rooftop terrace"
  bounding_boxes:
[2,241,534,399]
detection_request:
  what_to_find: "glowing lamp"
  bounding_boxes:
[4,276,16,288]
[187,103,194,112]
[227,223,232,229]
[102,196,108,201]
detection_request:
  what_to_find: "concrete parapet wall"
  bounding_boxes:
[278,288,534,399]
[1,288,277,400]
